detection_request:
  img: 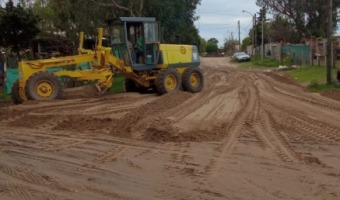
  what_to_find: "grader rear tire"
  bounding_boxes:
[11,80,25,104]
[182,67,204,93]
[156,68,181,95]
[25,72,63,100]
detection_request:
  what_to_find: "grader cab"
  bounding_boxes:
[11,17,204,104]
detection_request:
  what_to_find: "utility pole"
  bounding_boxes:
[261,14,264,61]
[326,0,333,84]
[252,15,255,55]
[242,10,256,55]
[238,20,241,51]
[254,13,257,56]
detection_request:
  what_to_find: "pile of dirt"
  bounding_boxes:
[264,71,304,88]
[320,89,340,101]
[265,71,340,102]
[142,118,229,143]
[54,115,115,132]
[62,85,100,99]
[143,126,228,143]
[110,91,193,137]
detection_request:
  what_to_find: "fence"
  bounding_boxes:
[252,43,312,66]
[281,44,311,65]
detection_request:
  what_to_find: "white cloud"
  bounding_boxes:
[195,0,259,46]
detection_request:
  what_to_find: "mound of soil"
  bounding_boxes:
[264,71,304,88]
[320,89,340,101]
[63,85,99,99]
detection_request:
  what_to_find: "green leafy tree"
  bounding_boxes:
[255,7,269,46]
[199,36,207,54]
[256,0,340,38]
[144,0,201,44]
[206,38,218,53]
[267,15,300,43]
[241,36,251,50]
[206,43,218,53]
[2,0,201,55]
[0,0,40,60]
[29,0,201,45]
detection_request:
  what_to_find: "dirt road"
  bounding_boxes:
[0,57,340,200]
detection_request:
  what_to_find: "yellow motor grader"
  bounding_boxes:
[11,17,204,104]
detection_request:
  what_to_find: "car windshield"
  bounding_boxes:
[235,52,247,56]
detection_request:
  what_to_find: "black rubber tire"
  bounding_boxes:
[124,79,139,92]
[155,68,181,95]
[182,67,204,93]
[11,80,25,104]
[25,71,63,100]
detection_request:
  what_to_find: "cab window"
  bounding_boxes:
[144,23,159,43]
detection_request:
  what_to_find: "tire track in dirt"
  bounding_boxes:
[94,146,125,163]
[252,72,340,168]
[3,94,156,134]
[182,72,259,199]
[263,100,340,145]
[241,72,302,164]
[255,109,301,164]
[6,182,35,200]
[110,91,194,140]
[167,77,239,126]
[203,74,256,179]
[260,73,340,112]
[254,72,340,144]
[0,125,193,159]
[0,163,73,193]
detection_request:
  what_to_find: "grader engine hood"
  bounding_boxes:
[159,44,200,67]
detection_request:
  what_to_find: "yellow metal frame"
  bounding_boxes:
[17,28,138,100]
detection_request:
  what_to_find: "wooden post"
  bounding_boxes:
[326,0,333,83]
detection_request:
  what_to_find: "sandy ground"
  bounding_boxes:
[0,57,340,200]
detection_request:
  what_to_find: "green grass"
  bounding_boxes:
[286,66,337,85]
[285,65,340,92]
[235,56,280,69]
[307,81,340,92]
[234,55,340,93]
[109,74,125,93]
[0,92,11,102]
[252,57,281,68]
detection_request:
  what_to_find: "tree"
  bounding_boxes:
[256,0,340,38]
[223,32,238,54]
[267,15,300,43]
[199,36,207,54]
[206,38,218,53]
[29,0,201,45]
[0,0,201,57]
[241,36,251,51]
[144,0,201,44]
[0,0,40,60]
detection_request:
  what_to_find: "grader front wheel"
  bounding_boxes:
[156,68,181,95]
[25,72,63,100]
[11,80,26,104]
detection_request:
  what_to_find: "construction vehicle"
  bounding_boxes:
[11,17,203,104]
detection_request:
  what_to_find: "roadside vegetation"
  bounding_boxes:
[286,66,340,92]
[235,56,340,93]
[232,56,281,69]
[0,92,10,102]
[109,75,125,94]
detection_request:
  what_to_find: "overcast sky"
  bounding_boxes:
[195,0,260,47]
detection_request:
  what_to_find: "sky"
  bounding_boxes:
[195,0,260,47]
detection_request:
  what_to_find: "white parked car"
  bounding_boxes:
[232,52,251,62]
